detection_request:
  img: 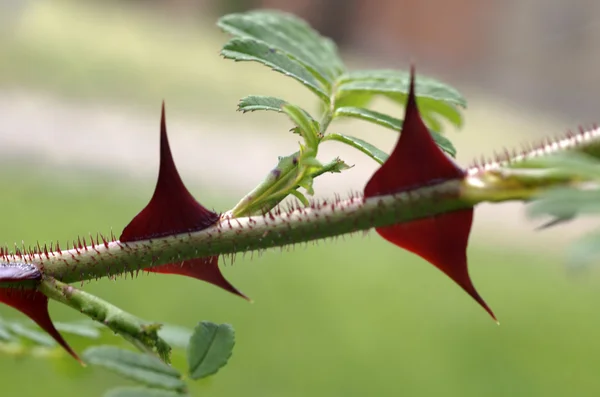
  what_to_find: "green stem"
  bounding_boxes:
[0,166,583,287]
[39,278,171,362]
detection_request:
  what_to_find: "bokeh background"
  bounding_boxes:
[1,1,600,396]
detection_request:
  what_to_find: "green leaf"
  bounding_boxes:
[336,69,466,107]
[8,322,55,347]
[158,324,193,350]
[332,106,456,157]
[290,189,310,206]
[238,95,288,113]
[520,152,600,180]
[104,387,186,397]
[334,106,402,130]
[221,38,329,103]
[83,346,186,392]
[528,187,600,220]
[187,322,235,380]
[418,97,464,129]
[309,157,352,178]
[325,133,388,165]
[0,317,14,341]
[334,91,374,109]
[54,321,101,339]
[281,103,319,149]
[567,228,600,269]
[297,174,315,195]
[218,10,345,83]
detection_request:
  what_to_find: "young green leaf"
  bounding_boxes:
[54,321,101,339]
[218,10,345,83]
[334,106,401,130]
[309,157,352,176]
[187,322,235,380]
[336,69,467,107]
[281,103,320,150]
[104,387,187,397]
[238,95,288,113]
[83,346,186,392]
[332,107,456,157]
[221,38,329,103]
[289,189,310,206]
[418,97,464,129]
[7,322,56,347]
[324,133,388,164]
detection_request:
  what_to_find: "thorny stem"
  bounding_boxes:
[2,127,600,291]
[0,170,588,289]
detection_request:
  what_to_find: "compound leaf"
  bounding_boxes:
[83,346,186,392]
[218,10,344,83]
[221,38,329,103]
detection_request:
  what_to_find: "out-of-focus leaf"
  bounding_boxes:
[237,95,288,113]
[0,317,14,341]
[520,152,600,180]
[158,324,193,350]
[334,91,374,109]
[221,38,329,102]
[8,322,55,347]
[419,97,464,129]
[218,10,344,83]
[187,322,235,380]
[567,228,600,269]
[325,133,388,165]
[104,387,186,397]
[54,321,101,339]
[83,346,185,392]
[528,187,600,220]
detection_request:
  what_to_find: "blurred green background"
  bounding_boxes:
[2,1,600,396]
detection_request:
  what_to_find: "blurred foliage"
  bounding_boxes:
[527,151,600,269]
[0,1,314,117]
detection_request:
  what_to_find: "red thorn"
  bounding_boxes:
[120,103,246,299]
[146,257,249,300]
[364,65,495,320]
[0,288,82,364]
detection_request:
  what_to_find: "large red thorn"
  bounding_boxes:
[0,265,81,362]
[364,66,495,321]
[120,102,248,300]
